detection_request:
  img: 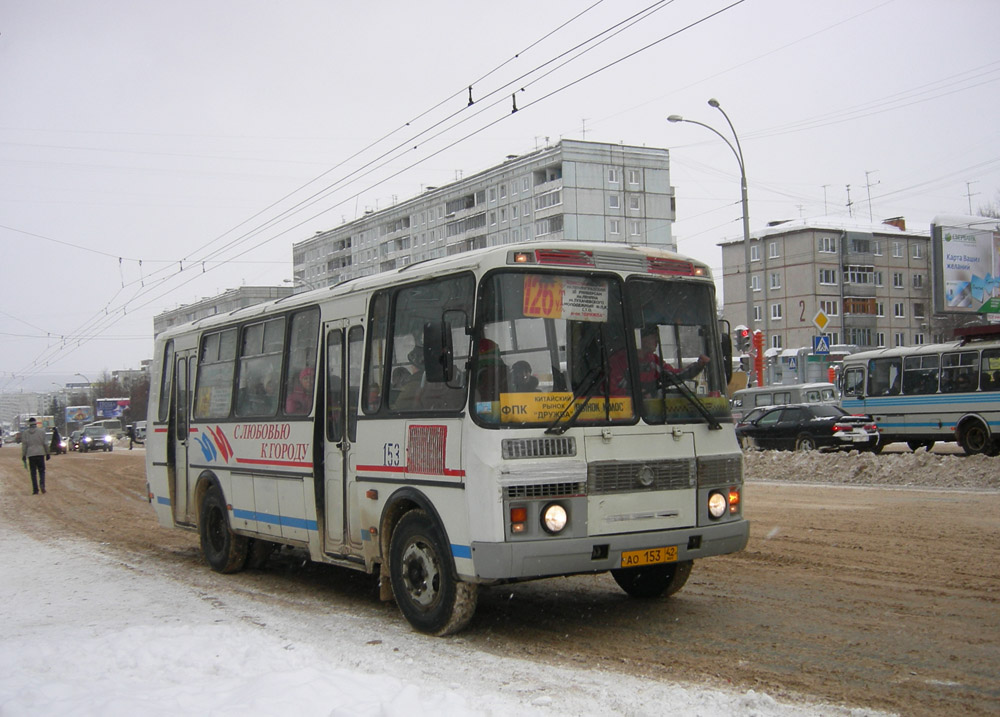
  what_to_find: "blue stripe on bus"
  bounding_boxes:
[156,495,171,506]
[232,509,318,532]
[451,544,472,559]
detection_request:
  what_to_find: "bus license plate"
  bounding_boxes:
[621,545,678,568]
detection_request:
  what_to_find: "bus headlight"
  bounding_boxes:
[541,503,568,534]
[707,491,728,519]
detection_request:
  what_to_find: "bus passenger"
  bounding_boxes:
[286,367,315,415]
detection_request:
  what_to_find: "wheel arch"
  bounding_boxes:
[378,487,458,578]
[956,413,993,452]
[193,470,223,526]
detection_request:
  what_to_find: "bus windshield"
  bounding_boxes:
[475,271,727,428]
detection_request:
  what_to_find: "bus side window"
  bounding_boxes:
[842,367,865,397]
[980,349,1000,392]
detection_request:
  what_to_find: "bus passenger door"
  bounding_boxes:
[172,353,194,524]
[323,322,363,554]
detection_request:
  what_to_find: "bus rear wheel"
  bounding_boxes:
[612,560,692,599]
[389,510,477,636]
[906,439,935,452]
[199,484,248,573]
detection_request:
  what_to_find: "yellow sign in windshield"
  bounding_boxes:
[497,392,633,423]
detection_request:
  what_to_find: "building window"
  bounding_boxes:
[770,272,781,290]
[913,243,924,259]
[819,268,837,285]
[771,303,783,320]
[876,302,885,317]
[629,195,640,211]
[913,273,924,288]
[893,272,904,289]
[608,194,620,209]
[534,189,562,211]
[844,297,875,315]
[768,242,780,259]
[750,244,760,262]
[913,302,925,318]
[499,184,506,199]
[876,332,885,347]
[608,168,620,184]
[628,169,640,184]
[500,208,507,223]
[754,305,762,322]
[535,215,564,236]
[873,240,882,256]
[874,270,883,287]
[609,219,620,235]
[914,333,925,345]
[894,332,905,347]
[819,236,837,253]
[892,241,903,258]
[512,204,518,220]
[490,212,497,226]
[894,302,905,318]
[820,299,839,316]
[847,328,873,347]
[771,334,783,349]
[845,265,874,284]
[629,220,641,236]
[489,187,497,202]
[751,275,761,292]
[850,238,871,253]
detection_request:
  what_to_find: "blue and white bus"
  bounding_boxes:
[839,325,1000,454]
[145,241,748,635]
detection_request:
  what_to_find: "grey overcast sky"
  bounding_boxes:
[2,0,999,391]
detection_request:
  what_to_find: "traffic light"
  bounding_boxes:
[736,327,751,353]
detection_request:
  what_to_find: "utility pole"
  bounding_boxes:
[846,184,853,218]
[821,185,830,215]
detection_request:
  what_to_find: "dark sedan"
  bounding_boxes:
[736,403,879,452]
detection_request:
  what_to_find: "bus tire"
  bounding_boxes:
[795,434,817,452]
[389,509,477,636]
[612,559,692,599]
[906,439,935,452]
[959,420,992,455]
[199,484,248,574]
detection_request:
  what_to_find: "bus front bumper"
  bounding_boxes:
[469,518,749,581]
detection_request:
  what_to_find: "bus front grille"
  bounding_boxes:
[697,455,743,488]
[588,459,696,494]
[505,482,587,499]
[502,437,577,459]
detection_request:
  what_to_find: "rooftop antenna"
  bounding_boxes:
[965,180,980,214]
[864,170,880,221]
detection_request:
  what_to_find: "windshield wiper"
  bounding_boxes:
[545,365,606,435]
[657,370,722,430]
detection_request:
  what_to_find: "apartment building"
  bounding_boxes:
[152,286,294,336]
[720,217,936,353]
[291,139,676,287]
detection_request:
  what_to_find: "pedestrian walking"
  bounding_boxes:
[20,418,50,494]
[126,424,135,450]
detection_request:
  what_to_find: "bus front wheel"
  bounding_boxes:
[612,560,692,599]
[199,484,249,573]
[389,510,478,636]
[959,421,994,455]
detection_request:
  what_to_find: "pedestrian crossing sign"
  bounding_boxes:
[813,335,831,354]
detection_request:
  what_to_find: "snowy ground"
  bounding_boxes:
[0,507,888,716]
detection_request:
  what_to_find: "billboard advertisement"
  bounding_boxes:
[932,215,1000,314]
[65,405,94,424]
[96,397,130,419]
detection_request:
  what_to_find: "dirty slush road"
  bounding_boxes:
[1,447,997,716]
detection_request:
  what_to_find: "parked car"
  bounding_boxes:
[79,425,114,452]
[68,430,84,451]
[730,382,839,422]
[735,403,879,452]
[133,421,146,443]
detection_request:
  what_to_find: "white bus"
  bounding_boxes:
[145,241,748,635]
[839,325,1000,454]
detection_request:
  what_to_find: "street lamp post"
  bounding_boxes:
[668,98,753,335]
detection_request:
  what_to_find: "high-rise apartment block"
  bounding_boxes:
[292,140,676,287]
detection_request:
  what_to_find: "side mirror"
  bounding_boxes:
[423,321,454,383]
[718,319,733,384]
